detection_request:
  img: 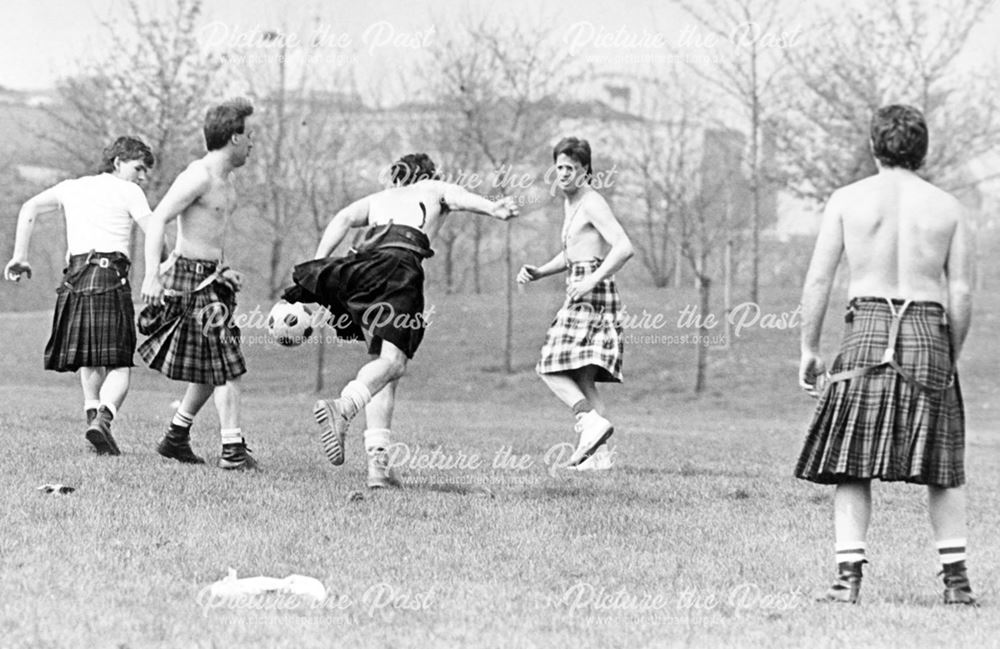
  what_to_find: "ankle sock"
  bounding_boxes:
[339,380,372,419]
[835,541,867,565]
[221,427,244,446]
[171,409,194,429]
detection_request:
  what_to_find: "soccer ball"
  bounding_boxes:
[267,301,315,347]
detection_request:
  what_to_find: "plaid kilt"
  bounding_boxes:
[286,245,426,359]
[137,257,246,386]
[44,252,135,372]
[796,298,965,487]
[535,259,623,382]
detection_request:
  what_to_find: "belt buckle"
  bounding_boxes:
[195,262,205,274]
[97,257,110,269]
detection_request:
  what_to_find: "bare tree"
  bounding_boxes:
[672,0,787,303]
[775,0,1000,201]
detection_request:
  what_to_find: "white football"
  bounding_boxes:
[267,301,315,347]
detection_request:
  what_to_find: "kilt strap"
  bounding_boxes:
[827,297,956,394]
[62,251,130,295]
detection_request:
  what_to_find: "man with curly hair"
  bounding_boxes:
[4,136,155,455]
[140,98,257,471]
[797,104,976,605]
[284,153,518,488]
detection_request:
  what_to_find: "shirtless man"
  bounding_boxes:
[284,153,518,488]
[139,97,257,471]
[4,136,155,455]
[797,105,975,605]
[517,137,634,470]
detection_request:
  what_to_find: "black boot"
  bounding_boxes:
[820,560,865,604]
[85,406,121,456]
[157,424,205,464]
[942,561,978,606]
[218,439,258,471]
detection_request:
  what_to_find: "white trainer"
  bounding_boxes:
[367,448,402,489]
[575,444,615,471]
[568,411,614,467]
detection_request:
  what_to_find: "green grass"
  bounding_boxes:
[1,284,999,648]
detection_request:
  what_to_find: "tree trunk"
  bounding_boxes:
[503,221,514,373]
[472,219,483,295]
[749,49,761,304]
[314,333,325,394]
[694,273,711,394]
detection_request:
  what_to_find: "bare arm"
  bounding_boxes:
[944,210,973,361]
[517,250,566,284]
[4,186,62,281]
[798,192,844,393]
[583,196,634,284]
[439,182,518,220]
[314,197,371,258]
[141,166,210,303]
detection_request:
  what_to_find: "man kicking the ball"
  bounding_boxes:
[139,98,257,471]
[4,136,155,455]
[517,137,633,470]
[284,153,518,488]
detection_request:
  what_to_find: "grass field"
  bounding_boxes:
[1,283,999,649]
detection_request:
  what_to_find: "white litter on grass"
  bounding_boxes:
[169,400,181,410]
[207,568,327,603]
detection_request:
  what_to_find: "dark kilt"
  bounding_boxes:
[535,259,623,383]
[44,251,135,372]
[796,298,965,487]
[137,257,246,386]
[286,246,426,359]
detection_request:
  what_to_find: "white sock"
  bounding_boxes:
[171,409,195,428]
[364,428,391,453]
[937,538,967,565]
[84,399,100,413]
[339,380,372,419]
[221,427,244,445]
[835,540,868,564]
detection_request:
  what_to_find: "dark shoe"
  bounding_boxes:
[942,562,979,606]
[157,425,205,464]
[86,408,98,426]
[85,406,121,456]
[820,560,865,604]
[218,441,259,471]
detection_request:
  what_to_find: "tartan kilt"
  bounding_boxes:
[287,246,427,359]
[535,259,623,383]
[137,257,246,386]
[796,299,965,487]
[44,252,135,372]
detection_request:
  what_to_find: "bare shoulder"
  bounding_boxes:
[174,159,213,191]
[582,188,614,219]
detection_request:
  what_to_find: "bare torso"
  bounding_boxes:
[838,170,961,303]
[367,181,453,240]
[175,159,236,260]
[563,188,610,262]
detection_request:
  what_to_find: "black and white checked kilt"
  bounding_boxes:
[44,251,135,372]
[796,298,965,487]
[138,256,246,386]
[535,259,623,383]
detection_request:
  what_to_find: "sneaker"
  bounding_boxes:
[367,448,402,489]
[218,441,259,471]
[314,399,349,466]
[575,444,614,471]
[819,560,865,604]
[942,562,978,606]
[156,425,205,464]
[567,411,614,467]
[85,406,121,456]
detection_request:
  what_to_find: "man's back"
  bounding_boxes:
[839,170,963,302]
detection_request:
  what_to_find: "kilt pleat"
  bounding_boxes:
[796,298,965,487]
[44,252,135,372]
[137,257,246,386]
[535,259,623,383]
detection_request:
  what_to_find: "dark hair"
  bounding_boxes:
[870,105,928,171]
[204,97,254,151]
[99,136,154,173]
[390,153,439,186]
[552,136,593,179]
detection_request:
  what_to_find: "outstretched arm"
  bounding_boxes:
[315,197,371,258]
[4,186,62,281]
[799,191,844,395]
[439,182,518,220]
[944,208,973,362]
[141,166,210,304]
